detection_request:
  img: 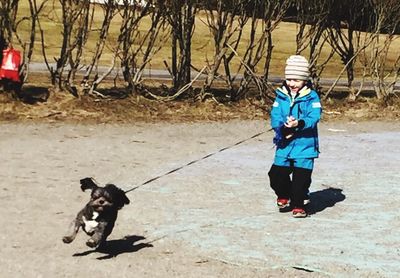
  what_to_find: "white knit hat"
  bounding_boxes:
[285,55,310,81]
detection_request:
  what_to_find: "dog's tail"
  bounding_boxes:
[80,177,99,191]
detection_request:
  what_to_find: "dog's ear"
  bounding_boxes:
[120,190,130,206]
[80,177,99,192]
[117,190,130,208]
[105,184,130,208]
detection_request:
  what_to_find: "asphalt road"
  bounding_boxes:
[27,62,400,92]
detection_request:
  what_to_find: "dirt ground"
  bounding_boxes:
[0,118,399,277]
[1,90,400,277]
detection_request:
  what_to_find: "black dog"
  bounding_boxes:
[62,178,130,248]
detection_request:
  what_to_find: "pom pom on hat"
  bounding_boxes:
[285,55,310,81]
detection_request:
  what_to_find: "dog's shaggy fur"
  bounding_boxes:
[62,178,130,248]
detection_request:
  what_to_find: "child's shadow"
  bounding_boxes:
[73,235,153,260]
[308,187,345,215]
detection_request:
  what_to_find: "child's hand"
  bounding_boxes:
[284,116,298,128]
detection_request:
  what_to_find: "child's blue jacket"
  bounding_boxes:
[270,84,322,159]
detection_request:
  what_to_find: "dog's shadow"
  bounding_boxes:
[73,235,153,260]
[307,187,345,215]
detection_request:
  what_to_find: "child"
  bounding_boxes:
[268,55,322,218]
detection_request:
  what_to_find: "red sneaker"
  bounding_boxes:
[292,207,307,218]
[276,198,290,209]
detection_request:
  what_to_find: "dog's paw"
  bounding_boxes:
[86,239,98,248]
[62,236,73,244]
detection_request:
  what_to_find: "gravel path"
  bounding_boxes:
[1,120,399,277]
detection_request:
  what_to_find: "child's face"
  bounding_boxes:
[286,79,306,93]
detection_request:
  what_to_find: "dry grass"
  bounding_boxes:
[1,80,399,124]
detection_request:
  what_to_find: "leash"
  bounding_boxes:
[124,128,273,194]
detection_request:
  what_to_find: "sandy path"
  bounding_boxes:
[0,120,399,277]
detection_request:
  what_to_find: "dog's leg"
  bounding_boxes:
[62,219,81,244]
[86,222,107,248]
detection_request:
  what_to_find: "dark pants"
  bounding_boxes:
[268,164,312,208]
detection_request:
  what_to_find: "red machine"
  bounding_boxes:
[0,47,21,82]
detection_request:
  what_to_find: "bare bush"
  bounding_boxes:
[38,0,92,95]
[325,0,370,100]
[0,0,47,84]
[199,0,248,100]
[116,0,169,94]
[4,0,400,104]
[79,1,117,96]
[234,0,291,101]
[294,0,335,92]
[361,0,400,101]
[165,0,199,92]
